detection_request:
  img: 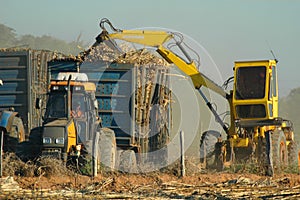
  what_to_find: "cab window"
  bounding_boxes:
[235,66,266,100]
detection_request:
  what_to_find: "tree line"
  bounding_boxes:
[279,87,300,140]
[0,23,87,55]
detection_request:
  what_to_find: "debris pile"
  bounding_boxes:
[85,43,169,66]
[2,153,70,178]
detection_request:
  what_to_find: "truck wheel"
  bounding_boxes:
[199,130,221,169]
[2,117,25,152]
[119,150,137,173]
[13,116,25,143]
[288,141,300,172]
[15,141,31,161]
[16,127,42,161]
[99,128,116,170]
[78,140,94,176]
[115,149,123,170]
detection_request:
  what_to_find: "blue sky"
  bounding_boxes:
[1,0,299,96]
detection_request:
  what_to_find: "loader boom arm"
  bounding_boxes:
[89,19,230,133]
[93,27,228,99]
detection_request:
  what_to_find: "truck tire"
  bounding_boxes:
[12,116,25,142]
[16,127,42,161]
[78,140,94,176]
[80,137,103,177]
[288,141,300,171]
[119,150,137,173]
[115,149,123,170]
[99,128,116,170]
[93,131,100,176]
[199,130,221,169]
[1,114,25,152]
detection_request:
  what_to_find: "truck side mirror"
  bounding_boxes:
[35,98,42,109]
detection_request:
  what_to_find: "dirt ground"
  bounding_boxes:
[0,171,299,199]
[1,154,300,199]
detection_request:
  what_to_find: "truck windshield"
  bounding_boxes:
[235,66,266,100]
[44,92,67,119]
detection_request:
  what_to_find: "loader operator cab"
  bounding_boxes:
[233,60,278,122]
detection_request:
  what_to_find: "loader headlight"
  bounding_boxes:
[55,137,65,144]
[43,137,52,144]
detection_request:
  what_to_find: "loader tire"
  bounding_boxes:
[262,130,288,176]
[215,141,226,171]
[119,150,137,173]
[272,129,288,169]
[199,130,221,169]
[288,141,300,171]
[258,134,272,176]
[264,131,274,176]
[99,128,116,170]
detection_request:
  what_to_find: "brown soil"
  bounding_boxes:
[2,153,300,199]
[14,172,300,191]
[1,172,295,200]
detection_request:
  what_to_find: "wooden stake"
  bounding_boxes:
[180,130,185,177]
[0,130,3,177]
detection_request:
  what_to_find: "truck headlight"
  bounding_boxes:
[43,137,52,144]
[55,137,64,144]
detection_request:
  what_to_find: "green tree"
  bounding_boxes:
[16,34,86,55]
[0,22,87,55]
[17,34,36,48]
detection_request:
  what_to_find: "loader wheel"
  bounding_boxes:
[199,130,221,168]
[264,130,288,176]
[119,150,137,173]
[99,128,116,170]
[288,141,300,172]
[272,129,288,169]
[257,134,274,176]
[215,141,226,171]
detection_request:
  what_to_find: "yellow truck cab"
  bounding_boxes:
[26,72,102,173]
